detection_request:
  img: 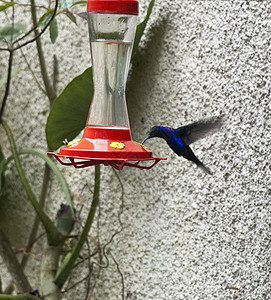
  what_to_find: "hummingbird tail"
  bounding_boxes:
[198,164,213,175]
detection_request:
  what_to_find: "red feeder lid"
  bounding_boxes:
[87,0,138,15]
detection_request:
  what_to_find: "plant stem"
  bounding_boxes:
[30,0,56,103]
[38,150,73,209]
[20,163,51,269]
[0,50,13,123]
[20,47,47,96]
[1,120,60,246]
[0,294,41,300]
[0,227,31,293]
[20,26,60,268]
[40,246,61,300]
[55,165,101,289]
[5,148,74,217]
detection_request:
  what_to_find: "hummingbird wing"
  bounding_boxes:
[174,115,224,145]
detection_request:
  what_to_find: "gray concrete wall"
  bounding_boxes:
[0,0,270,299]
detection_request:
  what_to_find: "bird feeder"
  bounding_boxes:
[48,0,166,170]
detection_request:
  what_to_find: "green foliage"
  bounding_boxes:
[2,120,60,246]
[9,149,74,216]
[132,0,155,61]
[0,1,17,12]
[38,9,55,27]
[71,1,87,7]
[46,68,93,150]
[65,11,77,24]
[49,19,58,44]
[46,0,155,150]
[0,23,26,42]
[56,204,75,236]
[55,165,100,289]
[37,1,85,44]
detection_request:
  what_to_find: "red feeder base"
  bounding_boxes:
[48,126,166,170]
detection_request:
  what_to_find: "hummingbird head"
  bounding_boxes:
[141,126,165,144]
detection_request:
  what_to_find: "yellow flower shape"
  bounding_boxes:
[110,142,125,149]
[67,139,81,147]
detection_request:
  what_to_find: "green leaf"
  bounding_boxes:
[0,23,26,42]
[46,68,93,150]
[0,1,17,12]
[71,1,87,7]
[59,0,73,9]
[65,11,77,25]
[49,19,58,43]
[131,0,155,61]
[56,204,75,235]
[38,9,54,27]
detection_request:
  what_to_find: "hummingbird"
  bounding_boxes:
[141,116,224,174]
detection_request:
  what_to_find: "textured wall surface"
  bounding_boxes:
[0,1,270,299]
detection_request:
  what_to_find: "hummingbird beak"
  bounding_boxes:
[141,135,150,144]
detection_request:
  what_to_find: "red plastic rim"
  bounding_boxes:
[48,127,166,170]
[87,0,138,15]
[47,153,166,170]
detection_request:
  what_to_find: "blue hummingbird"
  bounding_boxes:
[142,116,224,174]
